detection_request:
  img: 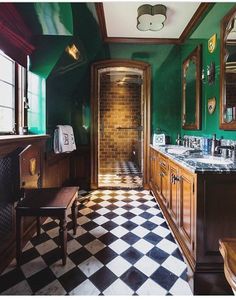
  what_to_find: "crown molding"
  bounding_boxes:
[95,2,213,45]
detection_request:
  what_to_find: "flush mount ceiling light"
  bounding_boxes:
[137,4,167,31]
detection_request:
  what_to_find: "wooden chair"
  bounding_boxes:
[16,186,79,266]
[219,238,236,295]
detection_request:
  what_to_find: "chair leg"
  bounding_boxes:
[36,217,41,237]
[71,199,78,235]
[59,215,67,265]
[16,211,23,266]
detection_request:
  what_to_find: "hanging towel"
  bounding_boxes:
[54,125,76,153]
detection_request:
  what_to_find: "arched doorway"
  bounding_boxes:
[90,60,151,189]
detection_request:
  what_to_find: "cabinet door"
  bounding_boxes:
[179,168,195,252]
[160,167,169,208]
[154,153,161,192]
[150,149,156,184]
[169,162,179,224]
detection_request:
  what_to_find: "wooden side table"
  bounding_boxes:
[16,186,79,265]
[219,238,236,295]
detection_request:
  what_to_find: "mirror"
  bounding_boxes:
[220,7,236,129]
[182,45,201,130]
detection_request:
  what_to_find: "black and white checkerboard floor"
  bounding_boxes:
[99,161,142,188]
[0,189,192,295]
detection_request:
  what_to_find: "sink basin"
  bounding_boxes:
[166,147,192,155]
[186,156,233,165]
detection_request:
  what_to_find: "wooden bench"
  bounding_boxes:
[16,187,79,265]
[219,238,236,295]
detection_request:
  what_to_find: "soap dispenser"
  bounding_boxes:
[211,134,216,156]
[176,134,182,146]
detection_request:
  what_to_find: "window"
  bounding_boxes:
[0,50,26,134]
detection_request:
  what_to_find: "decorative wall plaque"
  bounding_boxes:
[208,97,216,114]
[29,158,36,176]
[208,34,217,53]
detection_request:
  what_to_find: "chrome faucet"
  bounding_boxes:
[215,145,236,162]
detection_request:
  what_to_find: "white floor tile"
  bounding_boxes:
[156,239,178,254]
[112,207,126,214]
[161,255,187,276]
[35,239,58,255]
[89,226,108,238]
[129,207,143,215]
[84,239,106,255]
[132,226,149,237]
[112,215,127,224]
[149,215,165,225]
[133,239,153,254]
[35,279,67,295]
[103,279,133,295]
[69,279,100,295]
[152,226,170,238]
[21,256,47,278]
[109,239,130,254]
[50,257,75,278]
[134,256,159,276]
[77,216,90,225]
[96,207,110,215]
[93,216,109,225]
[169,278,192,295]
[78,256,103,277]
[131,215,146,225]
[136,278,166,295]
[79,207,93,216]
[1,280,32,295]
[111,226,129,238]
[67,239,82,255]
[106,256,131,276]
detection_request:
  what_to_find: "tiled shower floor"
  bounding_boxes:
[99,161,143,189]
[0,189,192,295]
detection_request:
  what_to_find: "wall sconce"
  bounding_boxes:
[65,44,80,60]
[202,62,215,85]
[137,4,167,31]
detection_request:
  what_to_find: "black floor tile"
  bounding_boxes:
[141,220,156,231]
[89,266,117,291]
[81,221,99,231]
[41,220,58,232]
[58,267,86,293]
[42,247,62,265]
[165,233,176,243]
[69,248,91,265]
[103,212,119,219]
[121,212,136,220]
[122,220,138,231]
[121,232,140,245]
[151,266,178,290]
[94,247,117,265]
[172,248,184,262]
[27,267,56,293]
[139,212,154,220]
[102,221,118,231]
[98,232,118,246]
[30,232,51,247]
[120,247,143,264]
[0,268,25,293]
[120,266,148,291]
[143,232,162,245]
[146,247,170,264]
[76,232,95,246]
[21,247,40,265]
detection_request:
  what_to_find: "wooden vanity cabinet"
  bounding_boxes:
[149,146,236,295]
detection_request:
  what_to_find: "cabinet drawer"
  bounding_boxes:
[159,154,168,170]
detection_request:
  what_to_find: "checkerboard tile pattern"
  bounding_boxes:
[99,161,142,188]
[0,189,192,296]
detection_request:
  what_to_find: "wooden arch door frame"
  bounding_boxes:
[90,59,151,189]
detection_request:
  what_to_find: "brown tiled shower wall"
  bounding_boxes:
[99,78,141,169]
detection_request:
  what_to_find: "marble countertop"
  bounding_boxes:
[150,144,236,174]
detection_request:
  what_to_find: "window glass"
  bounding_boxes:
[0,52,15,132]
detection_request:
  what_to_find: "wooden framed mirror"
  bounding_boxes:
[220,6,236,129]
[182,45,201,130]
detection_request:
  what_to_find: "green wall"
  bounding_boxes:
[109,43,181,143]
[181,3,236,141]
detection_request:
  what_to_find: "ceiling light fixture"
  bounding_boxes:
[137,4,167,31]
